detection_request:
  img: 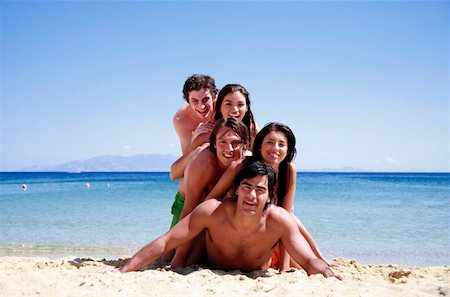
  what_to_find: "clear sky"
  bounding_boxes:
[1,1,449,172]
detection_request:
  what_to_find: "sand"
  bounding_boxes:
[0,257,448,297]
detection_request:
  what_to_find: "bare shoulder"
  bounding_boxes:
[288,162,297,172]
[173,104,190,124]
[189,147,216,169]
[287,162,297,184]
[266,205,295,228]
[193,199,224,219]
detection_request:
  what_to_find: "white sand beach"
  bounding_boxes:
[0,257,448,297]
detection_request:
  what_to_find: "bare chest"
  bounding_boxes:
[205,225,278,270]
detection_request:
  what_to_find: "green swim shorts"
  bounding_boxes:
[170,191,185,228]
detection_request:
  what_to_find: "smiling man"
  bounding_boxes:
[171,117,249,228]
[167,74,219,237]
[173,74,218,155]
[121,159,339,279]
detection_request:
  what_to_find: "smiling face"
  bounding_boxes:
[260,131,288,170]
[220,91,248,121]
[214,127,244,169]
[236,175,269,216]
[188,88,215,120]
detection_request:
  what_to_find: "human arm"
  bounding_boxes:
[171,153,213,267]
[170,143,209,180]
[173,110,213,156]
[292,215,333,267]
[188,122,214,152]
[171,114,214,180]
[173,111,194,155]
[278,163,297,271]
[285,163,332,266]
[179,153,212,220]
[282,163,333,267]
[278,210,339,279]
[120,204,210,273]
[204,159,243,200]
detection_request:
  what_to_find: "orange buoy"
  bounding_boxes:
[21,184,27,191]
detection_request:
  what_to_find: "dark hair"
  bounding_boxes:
[233,158,276,210]
[209,117,250,156]
[252,123,297,207]
[214,84,256,142]
[182,74,218,102]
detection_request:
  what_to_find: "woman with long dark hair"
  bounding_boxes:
[214,83,258,149]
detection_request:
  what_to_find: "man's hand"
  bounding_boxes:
[191,122,214,143]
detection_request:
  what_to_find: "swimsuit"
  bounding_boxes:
[270,244,280,269]
[170,191,185,228]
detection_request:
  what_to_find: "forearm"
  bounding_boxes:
[120,239,165,273]
[294,215,328,263]
[279,243,291,272]
[170,153,193,180]
[171,144,209,180]
[205,161,242,201]
[171,241,192,268]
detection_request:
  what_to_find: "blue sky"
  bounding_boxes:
[1,1,448,172]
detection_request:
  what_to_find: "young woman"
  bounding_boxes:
[170,83,258,181]
[214,83,258,150]
[205,122,331,271]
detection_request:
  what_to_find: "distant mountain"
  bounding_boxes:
[21,154,366,173]
[22,154,179,172]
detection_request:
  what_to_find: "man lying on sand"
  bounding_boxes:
[121,159,339,279]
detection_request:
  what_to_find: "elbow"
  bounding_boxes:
[169,165,181,180]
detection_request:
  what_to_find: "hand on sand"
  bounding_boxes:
[326,260,340,268]
[278,268,297,273]
[327,268,343,280]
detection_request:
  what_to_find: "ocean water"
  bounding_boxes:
[1,172,449,266]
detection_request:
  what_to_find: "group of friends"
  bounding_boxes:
[120,74,340,279]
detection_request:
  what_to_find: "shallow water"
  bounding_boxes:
[1,172,449,265]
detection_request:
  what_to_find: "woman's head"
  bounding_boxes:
[253,123,297,207]
[215,84,256,138]
[253,123,296,167]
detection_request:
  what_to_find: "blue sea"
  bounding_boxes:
[1,172,449,266]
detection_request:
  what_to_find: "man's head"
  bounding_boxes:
[182,74,218,120]
[209,118,249,169]
[233,158,277,214]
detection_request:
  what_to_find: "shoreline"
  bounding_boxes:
[2,243,448,267]
[0,256,448,297]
